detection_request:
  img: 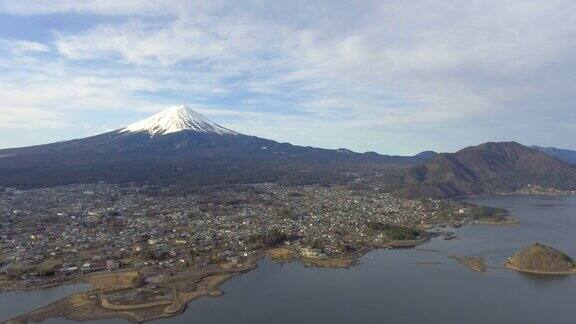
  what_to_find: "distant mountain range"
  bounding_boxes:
[532,146,576,165]
[1,105,574,198]
[396,142,576,198]
[0,105,430,188]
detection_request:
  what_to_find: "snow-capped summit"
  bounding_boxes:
[121,105,238,136]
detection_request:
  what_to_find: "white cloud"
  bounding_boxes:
[0,39,49,55]
[55,17,266,67]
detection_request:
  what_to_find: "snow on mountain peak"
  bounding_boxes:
[121,105,238,136]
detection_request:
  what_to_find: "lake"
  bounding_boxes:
[4,195,576,323]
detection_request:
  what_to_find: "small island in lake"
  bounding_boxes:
[451,256,487,272]
[505,243,576,275]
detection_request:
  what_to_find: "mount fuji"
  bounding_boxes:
[0,105,430,188]
[121,105,238,136]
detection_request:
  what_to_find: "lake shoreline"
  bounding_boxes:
[1,212,518,323]
[504,263,576,276]
[4,195,574,324]
[6,263,258,324]
[5,236,442,323]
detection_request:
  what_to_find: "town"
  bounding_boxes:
[0,182,501,290]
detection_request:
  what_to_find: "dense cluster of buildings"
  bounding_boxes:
[0,182,476,287]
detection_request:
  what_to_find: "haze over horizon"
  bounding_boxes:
[1,0,575,155]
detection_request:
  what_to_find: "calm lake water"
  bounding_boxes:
[0,283,88,322]
[3,195,576,323]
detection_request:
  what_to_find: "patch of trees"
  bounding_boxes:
[368,222,421,240]
[35,259,62,276]
[247,229,296,248]
[3,259,62,279]
[469,205,508,221]
[276,207,294,219]
[303,238,324,250]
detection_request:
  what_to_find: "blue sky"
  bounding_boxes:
[0,0,575,155]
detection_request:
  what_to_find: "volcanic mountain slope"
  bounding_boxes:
[395,142,576,198]
[0,105,429,188]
